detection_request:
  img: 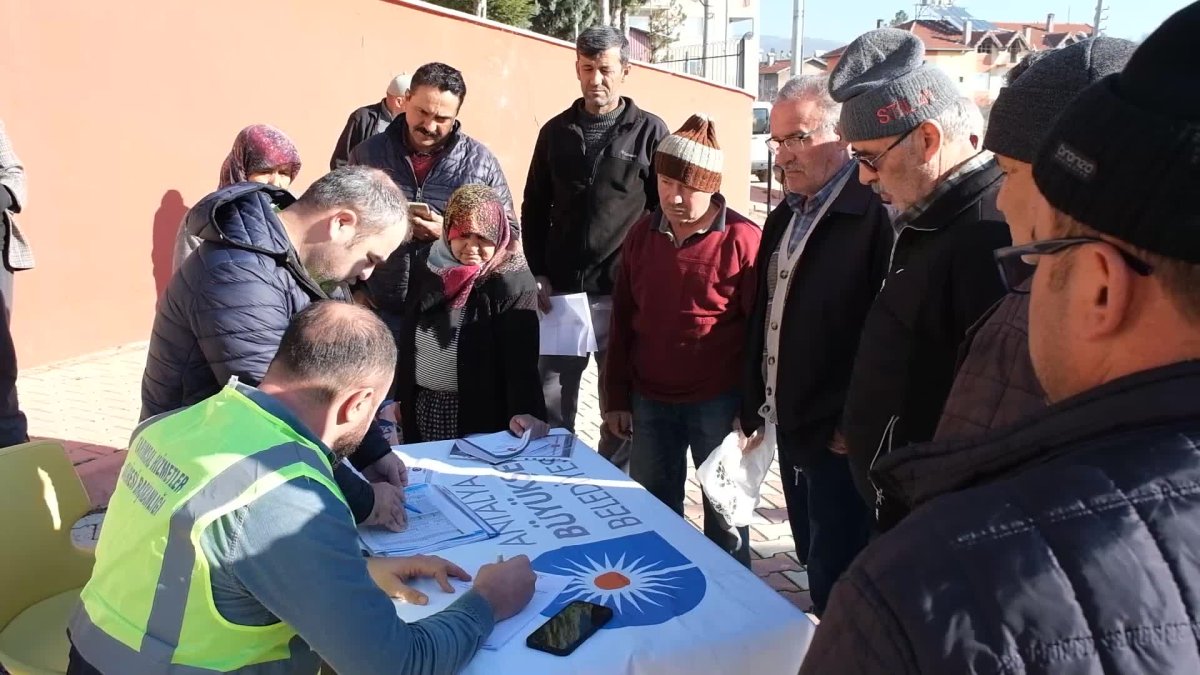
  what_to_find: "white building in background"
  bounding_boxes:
[626,0,760,97]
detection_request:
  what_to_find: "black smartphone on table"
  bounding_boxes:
[525,601,613,656]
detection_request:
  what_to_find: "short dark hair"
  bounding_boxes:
[576,26,630,65]
[267,301,398,403]
[410,62,467,104]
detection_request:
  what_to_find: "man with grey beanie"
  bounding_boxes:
[827,28,1010,530]
[933,37,1137,448]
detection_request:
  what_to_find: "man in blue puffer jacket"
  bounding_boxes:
[142,166,412,528]
[801,4,1200,673]
[350,62,517,316]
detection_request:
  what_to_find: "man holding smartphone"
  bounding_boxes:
[351,62,519,315]
[521,26,668,465]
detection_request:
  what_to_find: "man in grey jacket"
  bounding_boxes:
[69,302,536,675]
[0,119,33,447]
[933,37,1137,443]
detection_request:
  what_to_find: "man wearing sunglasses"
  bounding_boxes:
[825,28,1011,529]
[738,74,893,615]
[801,3,1200,672]
[933,38,1136,449]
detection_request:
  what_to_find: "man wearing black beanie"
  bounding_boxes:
[933,36,1136,445]
[802,3,1200,672]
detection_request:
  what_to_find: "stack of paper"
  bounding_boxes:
[449,429,576,465]
[539,293,597,357]
[359,483,497,556]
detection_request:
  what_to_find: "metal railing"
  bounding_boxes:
[649,37,746,89]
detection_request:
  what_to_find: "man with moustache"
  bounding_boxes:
[351,62,518,314]
[738,75,893,614]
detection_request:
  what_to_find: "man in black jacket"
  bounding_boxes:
[802,5,1200,671]
[521,26,668,463]
[739,74,892,614]
[142,166,412,531]
[827,29,1010,529]
[329,73,409,170]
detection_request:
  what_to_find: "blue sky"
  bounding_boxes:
[756,0,1188,44]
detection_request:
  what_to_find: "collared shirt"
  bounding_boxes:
[892,151,995,234]
[784,160,856,256]
[654,194,728,248]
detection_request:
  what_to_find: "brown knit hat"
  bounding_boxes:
[654,114,723,193]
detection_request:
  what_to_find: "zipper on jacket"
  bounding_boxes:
[869,415,900,521]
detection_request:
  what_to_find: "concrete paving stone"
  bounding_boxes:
[751,536,796,560]
[760,571,801,592]
[777,590,814,613]
[751,520,793,541]
[751,552,798,577]
[783,569,810,591]
[756,506,788,524]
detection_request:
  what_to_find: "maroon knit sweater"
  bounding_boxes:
[604,197,761,411]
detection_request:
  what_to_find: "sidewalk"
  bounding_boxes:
[20,265,808,613]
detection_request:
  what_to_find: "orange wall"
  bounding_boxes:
[1,0,751,367]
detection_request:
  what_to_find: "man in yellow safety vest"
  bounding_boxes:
[68,301,536,674]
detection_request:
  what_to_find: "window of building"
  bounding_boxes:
[1009,43,1023,59]
[753,107,769,135]
[976,41,997,55]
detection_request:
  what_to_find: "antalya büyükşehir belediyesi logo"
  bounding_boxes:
[532,531,707,629]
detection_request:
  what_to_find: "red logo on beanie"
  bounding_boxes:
[876,89,937,124]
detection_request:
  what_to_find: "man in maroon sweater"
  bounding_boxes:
[603,115,761,566]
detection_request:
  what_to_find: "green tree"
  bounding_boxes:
[428,0,536,29]
[530,0,597,41]
[647,0,686,62]
[890,10,909,26]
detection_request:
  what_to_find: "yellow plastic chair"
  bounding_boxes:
[0,441,96,674]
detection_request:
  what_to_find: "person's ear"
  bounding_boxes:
[621,62,631,80]
[329,209,360,243]
[918,121,943,163]
[335,387,376,427]
[1079,244,1135,341]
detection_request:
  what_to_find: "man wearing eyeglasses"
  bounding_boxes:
[825,29,1011,530]
[737,75,892,615]
[932,38,1136,450]
[801,4,1200,671]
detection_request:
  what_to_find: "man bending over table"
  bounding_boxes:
[67,301,536,675]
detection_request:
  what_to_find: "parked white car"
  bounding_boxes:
[751,101,771,182]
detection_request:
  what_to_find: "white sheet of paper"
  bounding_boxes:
[538,293,597,357]
[398,572,572,651]
[360,484,486,555]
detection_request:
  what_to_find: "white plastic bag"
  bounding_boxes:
[697,424,776,528]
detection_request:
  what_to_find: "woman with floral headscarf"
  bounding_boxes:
[172,124,302,270]
[395,184,549,443]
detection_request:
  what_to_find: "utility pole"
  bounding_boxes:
[789,0,804,77]
[476,0,487,19]
[1092,0,1108,35]
[599,0,611,26]
[701,0,711,77]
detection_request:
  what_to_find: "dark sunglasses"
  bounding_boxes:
[993,236,1154,294]
[851,126,917,171]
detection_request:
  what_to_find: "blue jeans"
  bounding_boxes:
[629,391,751,567]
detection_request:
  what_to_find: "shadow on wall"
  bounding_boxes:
[151,190,191,297]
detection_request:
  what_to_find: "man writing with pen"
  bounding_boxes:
[68,302,537,675]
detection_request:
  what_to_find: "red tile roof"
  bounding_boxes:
[993,21,1094,49]
[760,59,793,75]
[822,19,1095,60]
